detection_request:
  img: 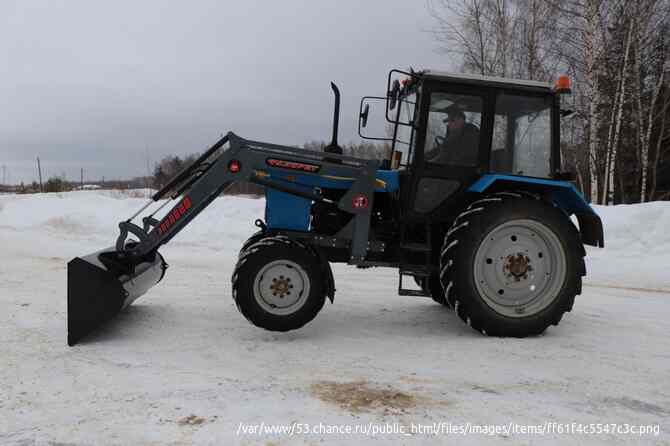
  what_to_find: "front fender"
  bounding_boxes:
[468,174,604,247]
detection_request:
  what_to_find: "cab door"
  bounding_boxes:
[405,83,493,216]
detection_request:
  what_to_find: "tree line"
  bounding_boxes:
[5,141,388,196]
[3,176,153,194]
[151,141,389,196]
[429,0,670,203]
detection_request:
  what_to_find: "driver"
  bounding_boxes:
[425,107,480,166]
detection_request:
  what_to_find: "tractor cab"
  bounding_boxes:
[361,70,569,216]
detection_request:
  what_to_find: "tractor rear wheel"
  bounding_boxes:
[439,193,584,337]
[232,236,326,331]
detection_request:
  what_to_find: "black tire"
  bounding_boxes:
[238,231,269,258]
[232,236,326,332]
[439,192,585,337]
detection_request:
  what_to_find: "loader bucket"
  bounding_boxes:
[67,248,167,346]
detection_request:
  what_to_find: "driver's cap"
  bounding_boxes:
[443,106,465,123]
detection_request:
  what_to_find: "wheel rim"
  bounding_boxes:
[253,259,311,315]
[473,219,567,318]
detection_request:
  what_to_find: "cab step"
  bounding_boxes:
[398,266,432,297]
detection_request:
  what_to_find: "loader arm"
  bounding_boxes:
[119,132,380,262]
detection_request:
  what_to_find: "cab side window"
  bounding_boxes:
[490,93,552,177]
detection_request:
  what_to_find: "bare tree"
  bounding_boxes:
[428,0,513,76]
[510,0,561,80]
[649,76,670,198]
[602,15,634,204]
[637,7,670,201]
[428,0,670,204]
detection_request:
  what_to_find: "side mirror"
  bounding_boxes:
[360,104,370,128]
[358,96,393,142]
[388,79,400,111]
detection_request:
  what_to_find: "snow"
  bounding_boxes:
[1,191,668,445]
[586,202,670,291]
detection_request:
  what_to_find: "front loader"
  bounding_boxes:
[67,70,604,345]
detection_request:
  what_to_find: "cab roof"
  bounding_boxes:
[421,70,554,93]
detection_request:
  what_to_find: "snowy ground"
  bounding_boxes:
[1,191,668,445]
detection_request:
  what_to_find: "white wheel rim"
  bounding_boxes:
[252,259,311,315]
[473,219,567,318]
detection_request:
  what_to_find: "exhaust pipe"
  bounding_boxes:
[67,248,167,346]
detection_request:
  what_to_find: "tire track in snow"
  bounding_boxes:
[584,282,670,295]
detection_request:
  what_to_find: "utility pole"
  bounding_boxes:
[37,157,43,192]
[1,165,6,185]
[145,145,151,193]
[80,168,84,190]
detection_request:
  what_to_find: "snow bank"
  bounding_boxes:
[587,202,670,290]
[0,190,667,287]
[592,201,670,255]
[0,190,265,258]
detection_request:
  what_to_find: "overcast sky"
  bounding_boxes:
[1,0,454,184]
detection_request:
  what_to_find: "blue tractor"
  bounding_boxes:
[67,69,603,345]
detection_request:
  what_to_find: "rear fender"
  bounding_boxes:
[468,174,604,248]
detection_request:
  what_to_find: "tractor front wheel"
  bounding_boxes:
[232,236,326,331]
[439,193,585,337]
